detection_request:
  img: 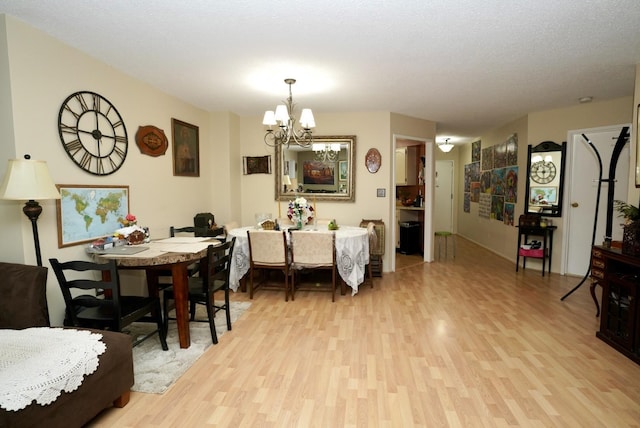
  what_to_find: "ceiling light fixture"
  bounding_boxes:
[262,78,315,148]
[437,138,454,153]
[313,143,341,162]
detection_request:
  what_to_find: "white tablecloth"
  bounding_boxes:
[228,225,369,295]
[0,328,105,411]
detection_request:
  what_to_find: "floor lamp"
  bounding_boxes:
[0,155,61,266]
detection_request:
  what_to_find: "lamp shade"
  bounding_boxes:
[262,110,276,126]
[437,142,454,153]
[283,175,292,186]
[0,158,61,200]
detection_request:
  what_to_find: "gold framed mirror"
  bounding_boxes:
[275,135,356,202]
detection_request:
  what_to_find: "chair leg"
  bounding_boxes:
[155,300,169,351]
[205,295,218,345]
[331,266,336,302]
[224,288,232,330]
[189,300,196,321]
[249,268,255,299]
[162,292,170,337]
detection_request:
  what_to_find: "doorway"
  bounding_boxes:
[563,124,631,276]
[435,160,454,233]
[392,135,432,271]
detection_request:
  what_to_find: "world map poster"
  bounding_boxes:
[56,185,130,247]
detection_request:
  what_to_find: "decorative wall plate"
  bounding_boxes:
[135,125,169,156]
[365,148,381,173]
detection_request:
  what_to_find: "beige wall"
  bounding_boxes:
[238,111,437,262]
[457,96,634,271]
[2,14,637,321]
[456,116,529,260]
[0,16,218,324]
[0,16,435,324]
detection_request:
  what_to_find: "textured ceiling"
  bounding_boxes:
[1,0,639,146]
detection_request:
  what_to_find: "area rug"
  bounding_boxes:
[126,300,251,394]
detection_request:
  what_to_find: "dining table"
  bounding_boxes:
[228,225,369,295]
[91,237,220,349]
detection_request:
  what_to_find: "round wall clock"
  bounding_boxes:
[58,91,128,175]
[365,148,381,173]
[530,160,556,184]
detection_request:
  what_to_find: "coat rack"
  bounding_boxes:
[561,127,630,302]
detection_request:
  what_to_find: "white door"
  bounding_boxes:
[434,160,454,232]
[564,125,630,276]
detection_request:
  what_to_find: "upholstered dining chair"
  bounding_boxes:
[163,238,236,344]
[360,219,385,278]
[289,230,337,301]
[246,230,292,301]
[49,258,168,350]
[365,222,377,287]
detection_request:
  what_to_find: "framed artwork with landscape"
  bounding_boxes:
[172,118,199,177]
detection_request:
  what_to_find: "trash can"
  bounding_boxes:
[399,221,420,255]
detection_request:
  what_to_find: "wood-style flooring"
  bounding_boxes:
[91,236,640,427]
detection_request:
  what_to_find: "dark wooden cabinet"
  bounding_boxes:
[594,245,640,364]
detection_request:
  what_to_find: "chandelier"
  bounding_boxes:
[262,78,315,148]
[437,138,454,153]
[313,143,341,162]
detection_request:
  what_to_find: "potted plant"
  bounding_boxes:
[614,200,640,255]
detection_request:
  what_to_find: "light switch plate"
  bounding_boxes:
[377,188,386,197]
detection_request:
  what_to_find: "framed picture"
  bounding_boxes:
[172,118,199,176]
[530,186,558,204]
[303,160,334,185]
[243,155,272,174]
[55,185,130,248]
[339,160,348,181]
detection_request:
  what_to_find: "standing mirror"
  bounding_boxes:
[275,135,356,202]
[524,140,566,217]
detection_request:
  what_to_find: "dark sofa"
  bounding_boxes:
[0,262,134,428]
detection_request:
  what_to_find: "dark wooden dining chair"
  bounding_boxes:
[163,225,200,280]
[49,258,168,350]
[290,230,337,301]
[170,226,195,236]
[163,238,236,344]
[247,230,292,301]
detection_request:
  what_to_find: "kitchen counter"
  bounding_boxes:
[397,205,424,211]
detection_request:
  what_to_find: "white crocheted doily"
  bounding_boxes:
[0,327,105,412]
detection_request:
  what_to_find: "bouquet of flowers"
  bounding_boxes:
[120,213,137,227]
[287,197,314,226]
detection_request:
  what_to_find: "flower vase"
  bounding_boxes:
[297,219,303,229]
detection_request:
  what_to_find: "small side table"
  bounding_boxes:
[516,225,556,276]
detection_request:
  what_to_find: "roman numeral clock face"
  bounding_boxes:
[58,91,128,175]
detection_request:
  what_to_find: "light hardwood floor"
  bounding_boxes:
[92,236,640,427]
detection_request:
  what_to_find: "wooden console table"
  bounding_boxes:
[515,225,556,276]
[592,245,640,365]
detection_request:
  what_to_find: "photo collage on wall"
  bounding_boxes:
[463,134,518,226]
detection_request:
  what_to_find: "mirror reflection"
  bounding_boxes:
[524,140,566,217]
[275,135,356,202]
